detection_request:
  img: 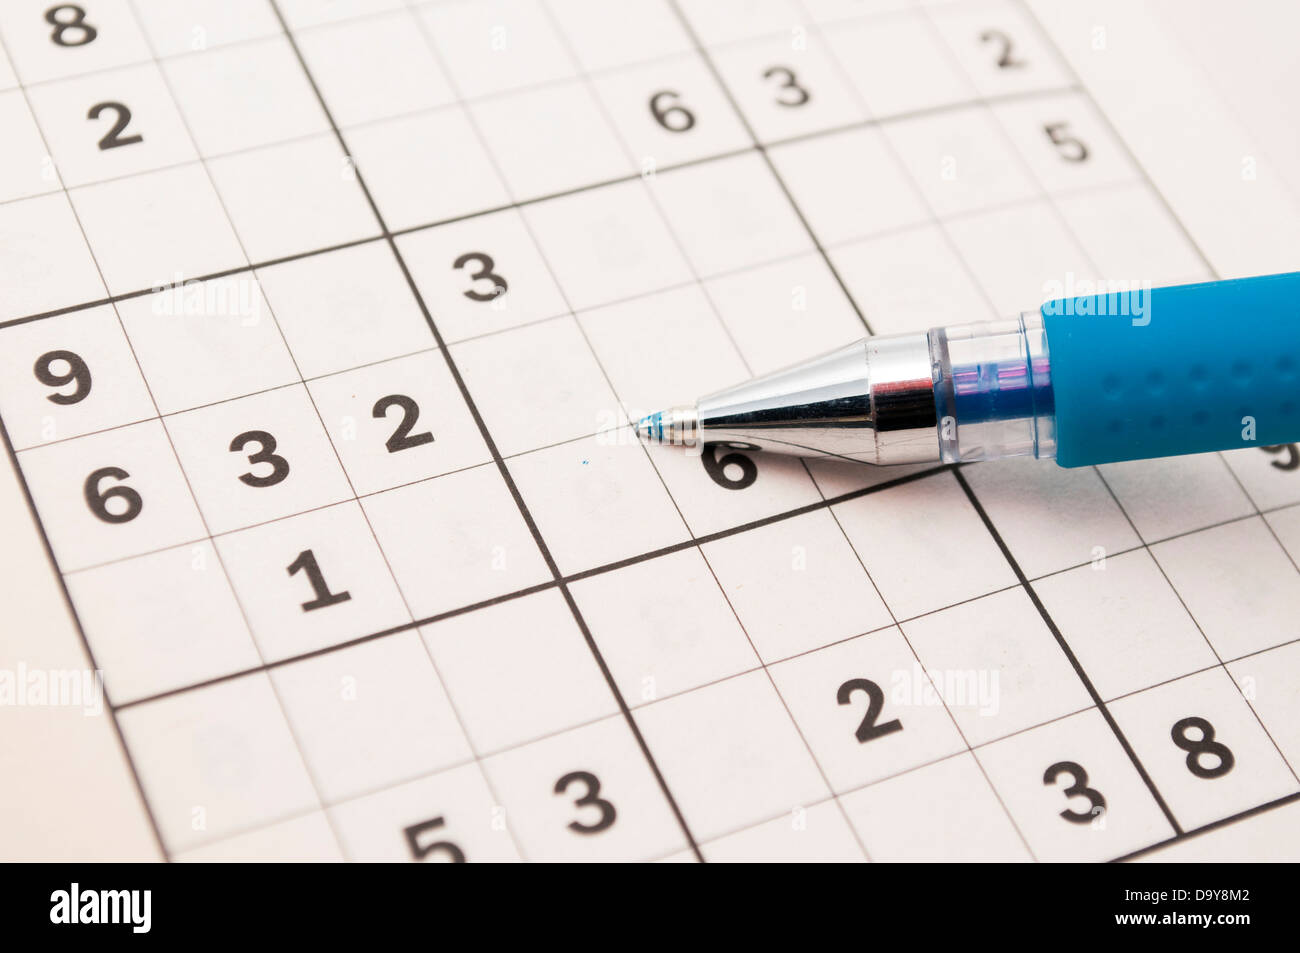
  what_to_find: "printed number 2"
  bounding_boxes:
[88,101,143,150]
[837,678,903,743]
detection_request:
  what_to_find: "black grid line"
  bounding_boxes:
[0,84,1076,334]
[2,0,1297,862]
[267,0,706,861]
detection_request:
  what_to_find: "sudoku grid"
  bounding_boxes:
[2,0,1299,863]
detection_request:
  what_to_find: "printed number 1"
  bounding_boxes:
[287,549,351,612]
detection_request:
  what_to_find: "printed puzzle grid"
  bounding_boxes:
[0,0,1298,862]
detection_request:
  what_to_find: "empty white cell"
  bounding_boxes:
[901,587,1093,746]
[416,0,576,99]
[451,317,618,457]
[702,800,865,862]
[820,12,974,118]
[164,384,354,535]
[675,0,804,46]
[578,284,750,420]
[483,715,689,861]
[0,89,60,203]
[397,208,569,345]
[276,0,405,30]
[0,304,155,449]
[296,11,454,128]
[175,811,342,862]
[254,241,433,379]
[637,670,832,842]
[1109,667,1299,831]
[215,501,411,662]
[705,252,866,376]
[421,588,617,753]
[546,0,692,72]
[133,0,281,57]
[117,673,320,852]
[162,35,329,156]
[833,470,1016,620]
[841,753,1030,861]
[990,93,1139,195]
[1034,549,1219,702]
[1267,504,1300,566]
[770,628,968,791]
[348,107,510,232]
[66,539,261,705]
[507,433,690,575]
[768,125,930,247]
[469,80,632,201]
[704,509,893,661]
[117,276,298,415]
[643,434,824,538]
[977,708,1175,862]
[944,200,1094,316]
[649,153,813,276]
[1055,183,1212,287]
[329,763,521,862]
[522,179,693,312]
[960,456,1141,579]
[830,224,995,336]
[70,163,247,294]
[18,419,207,572]
[884,106,1038,218]
[590,55,751,171]
[571,548,759,704]
[307,350,492,497]
[713,32,865,144]
[361,464,551,618]
[0,192,105,319]
[1,0,151,85]
[271,632,473,803]
[207,135,379,263]
[1226,641,1300,778]
[1097,454,1256,543]
[27,62,197,188]
[1152,517,1300,661]
[924,0,1071,98]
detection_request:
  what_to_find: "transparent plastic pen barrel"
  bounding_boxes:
[929,312,1056,464]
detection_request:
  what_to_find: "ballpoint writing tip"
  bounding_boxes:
[634,406,699,447]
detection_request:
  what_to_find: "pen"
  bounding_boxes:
[635,271,1300,468]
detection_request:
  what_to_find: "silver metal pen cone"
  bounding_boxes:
[690,336,941,465]
[635,406,700,446]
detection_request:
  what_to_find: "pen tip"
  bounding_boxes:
[635,406,699,447]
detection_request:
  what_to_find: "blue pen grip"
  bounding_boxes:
[1041,272,1300,468]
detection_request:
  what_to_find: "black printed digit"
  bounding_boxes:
[34,349,91,404]
[1172,716,1235,779]
[403,816,466,863]
[372,394,434,453]
[837,678,903,743]
[701,441,758,490]
[453,251,507,302]
[555,770,616,834]
[45,4,96,46]
[84,466,142,524]
[88,102,143,150]
[230,430,290,488]
[1262,443,1300,471]
[1043,122,1089,163]
[763,66,810,107]
[650,90,696,132]
[1043,761,1106,824]
[980,29,1026,69]
[287,548,351,612]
